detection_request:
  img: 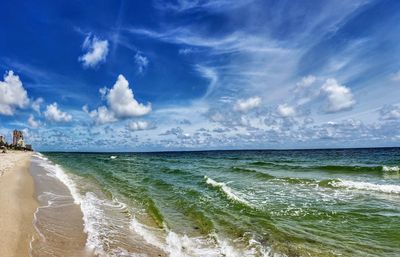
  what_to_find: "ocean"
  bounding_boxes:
[30,148,400,257]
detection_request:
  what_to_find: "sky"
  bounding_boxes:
[0,0,400,151]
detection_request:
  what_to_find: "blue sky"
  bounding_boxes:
[0,0,399,151]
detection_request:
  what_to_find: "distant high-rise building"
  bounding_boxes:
[0,135,6,145]
[12,130,24,147]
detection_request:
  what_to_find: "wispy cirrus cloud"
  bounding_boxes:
[153,0,255,13]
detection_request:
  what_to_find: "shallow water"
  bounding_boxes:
[36,148,400,256]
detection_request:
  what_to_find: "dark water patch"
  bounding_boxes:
[230,166,275,179]
[315,165,383,173]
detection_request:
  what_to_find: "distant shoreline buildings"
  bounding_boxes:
[0,130,32,151]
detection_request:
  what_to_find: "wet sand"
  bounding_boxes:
[0,151,37,257]
[0,151,168,256]
[29,154,167,257]
[29,155,92,257]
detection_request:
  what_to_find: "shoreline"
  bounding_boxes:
[30,152,167,257]
[0,151,37,257]
[29,153,92,257]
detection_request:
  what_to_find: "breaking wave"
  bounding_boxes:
[249,160,399,173]
[204,176,249,205]
[130,218,277,257]
[329,179,400,194]
[382,166,400,172]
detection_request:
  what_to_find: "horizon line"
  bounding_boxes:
[38,145,400,154]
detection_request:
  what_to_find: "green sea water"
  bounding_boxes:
[40,148,400,256]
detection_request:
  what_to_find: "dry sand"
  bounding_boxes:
[0,151,37,257]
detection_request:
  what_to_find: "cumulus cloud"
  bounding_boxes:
[234,96,261,112]
[85,106,117,125]
[99,87,108,99]
[79,35,109,68]
[277,104,296,117]
[31,97,44,114]
[127,120,154,131]
[160,127,184,136]
[134,52,149,73]
[379,105,400,120]
[86,75,151,124]
[320,79,355,113]
[0,71,29,115]
[298,75,317,86]
[28,114,40,128]
[107,75,151,117]
[44,103,72,122]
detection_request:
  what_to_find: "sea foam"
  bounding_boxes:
[382,165,400,172]
[204,176,249,205]
[130,218,276,257]
[330,179,400,194]
[34,153,126,256]
[34,153,278,257]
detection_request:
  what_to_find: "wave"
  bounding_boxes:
[250,161,279,166]
[316,165,383,173]
[329,179,400,194]
[382,166,400,172]
[204,176,249,205]
[130,218,275,257]
[34,153,132,256]
[230,167,275,179]
[249,159,397,174]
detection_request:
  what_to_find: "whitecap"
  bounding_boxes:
[204,176,249,205]
[330,179,400,194]
[382,165,399,172]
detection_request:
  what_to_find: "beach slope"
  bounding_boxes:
[0,151,36,257]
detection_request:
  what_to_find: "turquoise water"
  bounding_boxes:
[42,148,400,256]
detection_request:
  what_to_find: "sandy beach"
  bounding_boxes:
[0,151,37,257]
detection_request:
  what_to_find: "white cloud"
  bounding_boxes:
[154,0,254,13]
[86,106,117,125]
[0,71,29,115]
[44,103,72,122]
[107,75,151,117]
[234,96,261,112]
[297,75,317,87]
[86,75,151,124]
[134,52,149,73]
[127,120,153,131]
[277,104,296,117]
[31,97,44,114]
[294,75,320,106]
[99,87,108,99]
[79,35,109,68]
[195,65,218,97]
[380,105,400,120]
[321,79,355,113]
[28,114,40,128]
